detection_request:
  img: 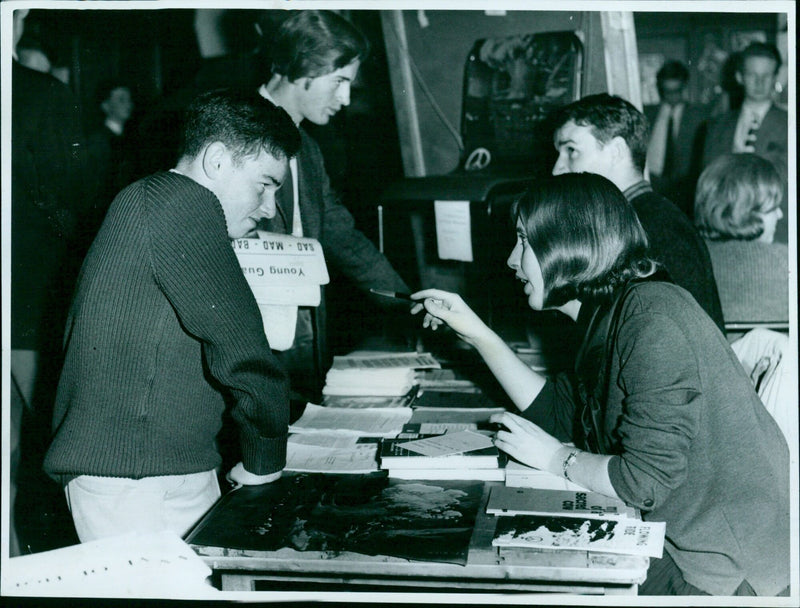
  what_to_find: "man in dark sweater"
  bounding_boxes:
[43,89,301,542]
[550,93,725,333]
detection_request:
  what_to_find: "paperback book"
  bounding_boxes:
[486,486,639,520]
[492,515,665,558]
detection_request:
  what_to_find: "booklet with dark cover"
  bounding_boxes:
[186,473,484,565]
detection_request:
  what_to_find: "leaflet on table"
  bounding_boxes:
[289,403,413,437]
[396,429,495,457]
[286,434,379,474]
[379,434,501,470]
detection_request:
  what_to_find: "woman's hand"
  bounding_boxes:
[491,411,569,475]
[410,288,491,346]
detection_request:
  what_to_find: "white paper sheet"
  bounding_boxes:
[285,441,379,474]
[396,429,495,457]
[434,200,473,262]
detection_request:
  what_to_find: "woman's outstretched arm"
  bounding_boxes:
[410,288,545,411]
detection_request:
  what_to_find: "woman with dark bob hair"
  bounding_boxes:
[411,172,789,597]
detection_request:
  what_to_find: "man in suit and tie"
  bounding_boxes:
[256,10,410,400]
[645,61,707,218]
[701,42,788,242]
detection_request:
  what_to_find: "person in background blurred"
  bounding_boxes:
[644,60,707,217]
[694,153,787,326]
[83,79,137,247]
[10,6,87,555]
[701,42,788,243]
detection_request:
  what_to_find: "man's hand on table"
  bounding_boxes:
[226,462,282,488]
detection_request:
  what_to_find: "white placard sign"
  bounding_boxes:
[231,231,329,350]
[434,200,473,262]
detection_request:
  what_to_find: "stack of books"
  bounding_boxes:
[322,352,439,398]
[379,430,504,481]
[487,486,665,558]
[323,367,417,397]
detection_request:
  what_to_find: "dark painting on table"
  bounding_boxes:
[185,473,484,565]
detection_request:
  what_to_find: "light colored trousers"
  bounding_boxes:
[65,470,221,543]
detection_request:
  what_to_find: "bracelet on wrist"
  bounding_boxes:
[562,450,579,481]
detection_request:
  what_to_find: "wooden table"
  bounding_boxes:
[190,482,648,595]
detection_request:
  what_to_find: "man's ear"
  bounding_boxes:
[609,136,629,166]
[201,141,228,180]
[734,70,744,86]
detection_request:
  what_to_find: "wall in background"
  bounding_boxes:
[382,10,607,177]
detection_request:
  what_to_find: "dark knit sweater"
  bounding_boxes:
[44,172,289,480]
[623,181,726,333]
[525,281,789,595]
[705,239,789,324]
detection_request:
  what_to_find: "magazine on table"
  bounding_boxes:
[492,515,665,558]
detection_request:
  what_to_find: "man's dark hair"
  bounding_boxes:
[656,61,689,86]
[738,41,782,73]
[270,10,369,82]
[551,93,649,173]
[178,88,301,164]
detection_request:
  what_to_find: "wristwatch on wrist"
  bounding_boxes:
[562,450,579,481]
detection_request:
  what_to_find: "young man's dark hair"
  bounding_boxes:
[270,10,370,82]
[550,93,650,173]
[43,87,302,543]
[179,88,300,163]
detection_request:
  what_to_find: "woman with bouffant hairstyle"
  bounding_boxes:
[410,172,789,597]
[694,153,787,324]
[695,152,784,241]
